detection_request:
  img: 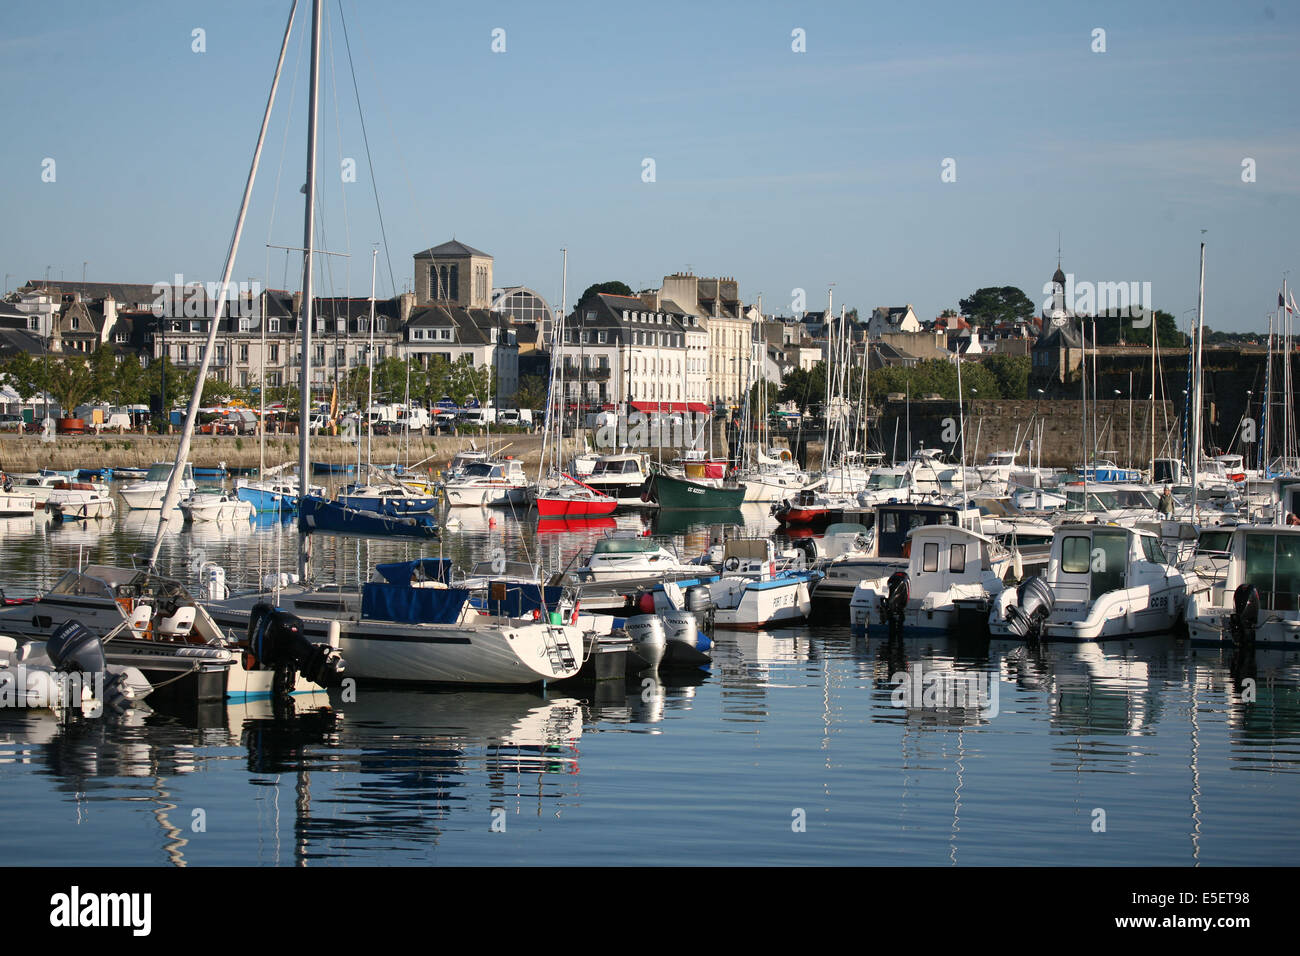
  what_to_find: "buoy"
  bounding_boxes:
[488,517,496,528]
[637,592,656,614]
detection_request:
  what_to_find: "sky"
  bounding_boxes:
[1,0,1297,335]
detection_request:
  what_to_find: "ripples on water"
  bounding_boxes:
[1,490,1298,865]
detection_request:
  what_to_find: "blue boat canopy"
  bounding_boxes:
[374,558,453,585]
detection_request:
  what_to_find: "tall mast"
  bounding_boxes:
[366,247,377,470]
[297,0,322,581]
[1190,241,1206,521]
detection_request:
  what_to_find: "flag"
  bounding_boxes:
[1291,291,1299,316]
[1282,291,1294,315]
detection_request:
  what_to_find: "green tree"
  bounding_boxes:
[980,354,1030,399]
[958,287,1035,328]
[777,362,829,411]
[575,281,633,307]
[514,373,547,411]
[43,354,98,415]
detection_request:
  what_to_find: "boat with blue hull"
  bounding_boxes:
[298,495,439,538]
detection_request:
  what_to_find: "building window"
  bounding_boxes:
[315,345,325,364]
[178,345,189,363]
[70,316,80,331]
[239,318,251,333]
[269,345,280,364]
[269,318,280,333]
[239,344,249,363]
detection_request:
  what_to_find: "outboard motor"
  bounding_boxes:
[1228,583,1260,648]
[685,585,713,625]
[1004,575,1055,642]
[625,614,667,671]
[883,572,910,640]
[46,620,150,713]
[247,602,346,697]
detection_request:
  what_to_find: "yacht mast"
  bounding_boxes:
[297,0,322,581]
[147,0,298,571]
[1190,241,1206,521]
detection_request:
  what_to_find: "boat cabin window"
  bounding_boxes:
[145,463,173,482]
[1091,530,1128,599]
[922,542,940,573]
[1243,533,1300,612]
[1196,530,1231,555]
[1141,536,1169,565]
[1061,536,1092,574]
[950,543,966,574]
[593,537,657,554]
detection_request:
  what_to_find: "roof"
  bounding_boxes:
[21,280,161,307]
[413,240,492,260]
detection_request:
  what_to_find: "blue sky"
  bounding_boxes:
[2,0,1297,333]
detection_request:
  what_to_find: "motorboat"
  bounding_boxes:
[0,623,152,712]
[572,531,701,584]
[179,491,255,523]
[442,457,532,507]
[46,484,116,521]
[533,473,617,518]
[849,525,1008,637]
[580,453,656,508]
[990,523,1202,642]
[0,564,343,706]
[1186,524,1300,648]
[235,473,325,513]
[119,462,196,510]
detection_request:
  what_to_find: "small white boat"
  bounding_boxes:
[677,538,822,630]
[442,457,532,507]
[179,492,255,523]
[46,485,116,521]
[0,624,152,712]
[849,525,1007,636]
[0,488,37,516]
[120,462,196,510]
[572,531,702,584]
[990,523,1201,642]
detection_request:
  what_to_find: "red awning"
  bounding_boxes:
[629,401,710,414]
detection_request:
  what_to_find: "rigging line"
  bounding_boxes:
[338,0,397,298]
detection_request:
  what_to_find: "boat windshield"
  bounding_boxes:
[593,537,659,555]
[867,472,905,489]
[462,463,496,478]
[145,463,173,481]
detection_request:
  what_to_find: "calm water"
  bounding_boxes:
[1,485,1298,866]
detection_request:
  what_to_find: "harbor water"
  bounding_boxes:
[1,491,1297,866]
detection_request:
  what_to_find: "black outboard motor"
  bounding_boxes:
[1228,583,1260,648]
[46,620,147,713]
[1004,575,1055,642]
[883,571,909,640]
[246,602,346,697]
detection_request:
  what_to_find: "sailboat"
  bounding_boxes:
[533,249,616,519]
[201,0,584,685]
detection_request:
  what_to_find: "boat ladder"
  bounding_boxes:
[542,624,577,672]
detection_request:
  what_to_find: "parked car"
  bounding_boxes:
[0,414,25,431]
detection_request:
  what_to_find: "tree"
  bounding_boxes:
[959,287,1035,328]
[42,354,98,415]
[748,379,780,411]
[576,281,633,307]
[777,362,828,411]
[515,374,547,411]
[980,354,1030,399]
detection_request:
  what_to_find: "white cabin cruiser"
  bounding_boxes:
[120,462,196,511]
[850,525,1008,637]
[1186,524,1300,648]
[580,453,656,507]
[572,531,702,584]
[442,457,532,507]
[990,523,1202,642]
